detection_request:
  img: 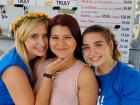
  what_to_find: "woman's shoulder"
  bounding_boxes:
[0,47,30,80]
[77,62,98,91]
[78,62,95,80]
[116,61,140,76]
[113,61,140,95]
[113,61,140,85]
[0,48,21,71]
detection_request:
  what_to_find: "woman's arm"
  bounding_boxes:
[2,66,35,105]
[78,65,99,105]
[35,58,69,105]
[35,76,52,105]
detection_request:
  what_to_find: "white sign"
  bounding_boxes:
[78,0,134,63]
[14,0,36,6]
[53,0,77,9]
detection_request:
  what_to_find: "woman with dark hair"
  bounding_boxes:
[34,14,98,105]
[82,24,140,105]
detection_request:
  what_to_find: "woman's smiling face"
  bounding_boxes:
[82,32,113,68]
[49,25,77,59]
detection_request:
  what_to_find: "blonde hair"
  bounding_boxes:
[13,12,50,81]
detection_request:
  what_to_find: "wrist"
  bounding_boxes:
[43,73,55,80]
[46,69,55,75]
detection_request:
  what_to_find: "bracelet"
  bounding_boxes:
[43,73,54,80]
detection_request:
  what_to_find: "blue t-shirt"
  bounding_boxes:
[0,47,31,105]
[97,61,140,105]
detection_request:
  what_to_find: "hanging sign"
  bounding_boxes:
[14,0,36,6]
[53,0,77,9]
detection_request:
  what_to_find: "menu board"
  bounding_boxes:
[78,0,134,63]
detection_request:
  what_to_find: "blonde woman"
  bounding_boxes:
[0,12,50,105]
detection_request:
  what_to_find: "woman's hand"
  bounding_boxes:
[45,58,69,74]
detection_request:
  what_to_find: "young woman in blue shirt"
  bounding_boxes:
[82,25,140,105]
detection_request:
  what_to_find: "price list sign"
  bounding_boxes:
[78,0,134,63]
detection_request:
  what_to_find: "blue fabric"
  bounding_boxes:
[97,61,140,105]
[0,47,31,105]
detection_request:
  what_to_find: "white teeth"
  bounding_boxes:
[91,56,100,61]
[36,47,45,52]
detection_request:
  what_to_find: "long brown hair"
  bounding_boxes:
[82,25,121,61]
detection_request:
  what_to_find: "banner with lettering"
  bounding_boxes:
[52,0,77,9]
[14,0,36,6]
